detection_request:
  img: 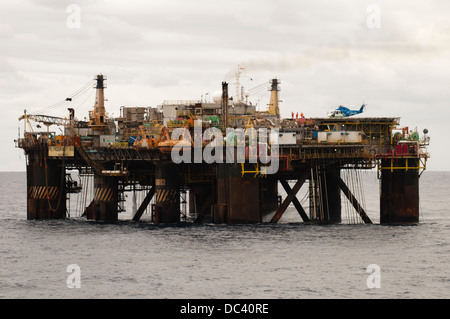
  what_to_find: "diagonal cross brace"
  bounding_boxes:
[279,179,310,222]
[328,169,373,224]
[132,186,155,221]
[270,172,309,223]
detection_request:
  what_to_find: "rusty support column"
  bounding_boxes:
[213,164,260,224]
[260,177,279,217]
[213,164,228,224]
[26,151,66,220]
[86,175,118,221]
[323,167,341,223]
[380,158,419,224]
[329,168,372,224]
[193,186,213,223]
[308,166,341,223]
[154,162,180,223]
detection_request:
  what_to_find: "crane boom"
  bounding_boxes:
[18,114,69,126]
[18,112,89,132]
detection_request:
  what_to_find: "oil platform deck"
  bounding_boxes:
[16,75,430,225]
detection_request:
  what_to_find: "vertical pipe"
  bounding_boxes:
[222,82,229,130]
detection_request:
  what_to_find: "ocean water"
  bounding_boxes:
[0,171,449,299]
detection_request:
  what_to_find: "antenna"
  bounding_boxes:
[235,65,242,104]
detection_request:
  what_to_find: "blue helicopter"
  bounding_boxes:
[327,103,366,118]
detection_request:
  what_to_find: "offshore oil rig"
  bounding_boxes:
[16,73,430,224]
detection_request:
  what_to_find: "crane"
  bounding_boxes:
[18,110,88,134]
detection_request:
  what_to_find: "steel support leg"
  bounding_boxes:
[380,158,419,224]
[86,175,118,222]
[27,152,66,220]
[329,169,372,224]
[154,162,180,223]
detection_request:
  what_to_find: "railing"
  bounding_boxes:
[162,100,201,106]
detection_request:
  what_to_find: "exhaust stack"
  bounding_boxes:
[89,74,107,130]
[268,78,280,116]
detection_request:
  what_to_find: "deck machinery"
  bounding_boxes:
[16,74,430,224]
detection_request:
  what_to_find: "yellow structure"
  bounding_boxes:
[267,78,280,116]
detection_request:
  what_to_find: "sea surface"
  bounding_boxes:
[0,171,449,299]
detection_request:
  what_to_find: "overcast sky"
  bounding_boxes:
[1,0,448,171]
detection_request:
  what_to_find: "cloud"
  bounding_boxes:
[1,0,449,170]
